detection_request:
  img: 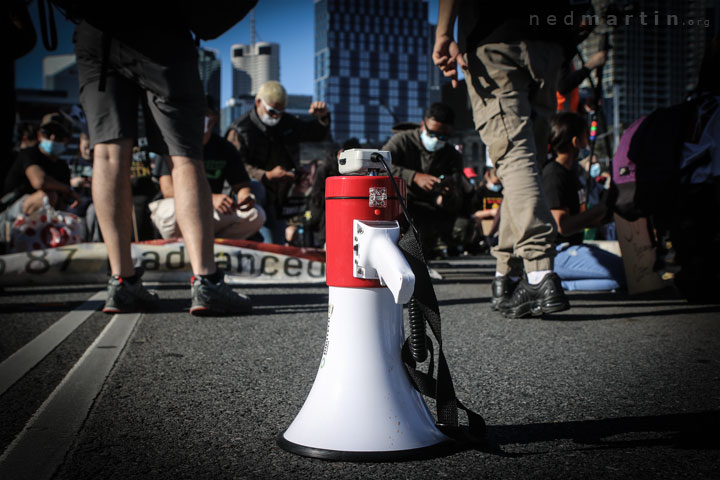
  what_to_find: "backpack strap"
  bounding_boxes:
[37,0,58,51]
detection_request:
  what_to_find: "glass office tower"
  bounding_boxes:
[314,0,430,144]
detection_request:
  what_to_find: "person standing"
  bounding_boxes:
[432,1,588,317]
[74,3,252,315]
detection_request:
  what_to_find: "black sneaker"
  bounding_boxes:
[497,272,570,319]
[190,274,252,316]
[491,275,518,311]
[103,268,159,313]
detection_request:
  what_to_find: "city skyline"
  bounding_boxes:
[15,0,440,106]
[315,0,437,142]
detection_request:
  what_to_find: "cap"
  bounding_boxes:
[40,113,72,139]
[463,167,478,178]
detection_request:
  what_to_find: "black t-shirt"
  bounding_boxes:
[3,146,71,197]
[154,134,250,194]
[130,151,158,198]
[470,184,503,213]
[542,160,585,245]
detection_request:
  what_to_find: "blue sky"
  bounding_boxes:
[15,0,439,107]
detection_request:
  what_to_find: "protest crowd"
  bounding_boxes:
[4,0,719,317]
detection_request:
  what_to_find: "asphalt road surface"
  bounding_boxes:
[1,256,718,479]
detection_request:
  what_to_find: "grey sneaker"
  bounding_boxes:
[190,274,252,316]
[103,268,159,313]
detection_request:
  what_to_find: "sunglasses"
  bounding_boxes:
[423,123,449,141]
[261,98,285,117]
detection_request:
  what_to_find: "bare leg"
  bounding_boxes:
[92,139,135,277]
[168,156,216,275]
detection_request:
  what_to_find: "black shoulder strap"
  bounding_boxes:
[398,226,487,445]
[38,0,58,51]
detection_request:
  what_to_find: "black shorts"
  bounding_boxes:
[74,22,205,159]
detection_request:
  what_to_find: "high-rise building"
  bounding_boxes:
[198,48,221,110]
[43,54,79,103]
[427,24,448,106]
[314,0,431,143]
[231,42,280,97]
[579,0,708,138]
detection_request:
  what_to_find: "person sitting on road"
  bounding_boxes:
[383,102,466,258]
[226,81,330,245]
[543,112,624,291]
[150,104,265,241]
[1,113,79,224]
[470,167,503,227]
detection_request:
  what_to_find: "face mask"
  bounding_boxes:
[39,139,66,157]
[420,130,445,152]
[578,146,591,160]
[259,98,284,127]
[260,112,281,127]
[487,182,503,193]
[589,163,601,178]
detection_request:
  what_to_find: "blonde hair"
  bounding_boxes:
[256,81,287,106]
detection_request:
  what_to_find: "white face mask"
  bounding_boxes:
[260,113,281,127]
[259,98,283,127]
[420,130,445,152]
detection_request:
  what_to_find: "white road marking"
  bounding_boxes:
[0,312,141,480]
[0,291,105,396]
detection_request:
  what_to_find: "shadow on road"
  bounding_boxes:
[131,293,330,316]
[543,304,720,322]
[484,410,720,455]
[0,300,88,313]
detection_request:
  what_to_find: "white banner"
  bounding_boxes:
[0,240,326,286]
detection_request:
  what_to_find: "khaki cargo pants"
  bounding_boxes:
[465,40,564,275]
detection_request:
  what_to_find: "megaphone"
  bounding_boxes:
[277,150,451,461]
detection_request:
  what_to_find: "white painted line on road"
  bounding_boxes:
[0,312,141,480]
[0,291,105,396]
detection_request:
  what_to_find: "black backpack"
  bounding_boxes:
[38,0,257,50]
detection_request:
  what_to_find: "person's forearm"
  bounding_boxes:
[244,163,267,182]
[391,165,416,187]
[473,209,497,220]
[436,0,458,38]
[558,206,606,235]
[39,175,72,195]
[557,66,590,94]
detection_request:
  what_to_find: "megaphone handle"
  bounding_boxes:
[407,296,427,363]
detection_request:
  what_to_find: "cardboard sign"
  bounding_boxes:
[614,214,666,295]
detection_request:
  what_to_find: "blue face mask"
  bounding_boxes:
[420,130,445,152]
[39,139,66,157]
[487,182,503,193]
[589,163,601,178]
[578,146,591,160]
